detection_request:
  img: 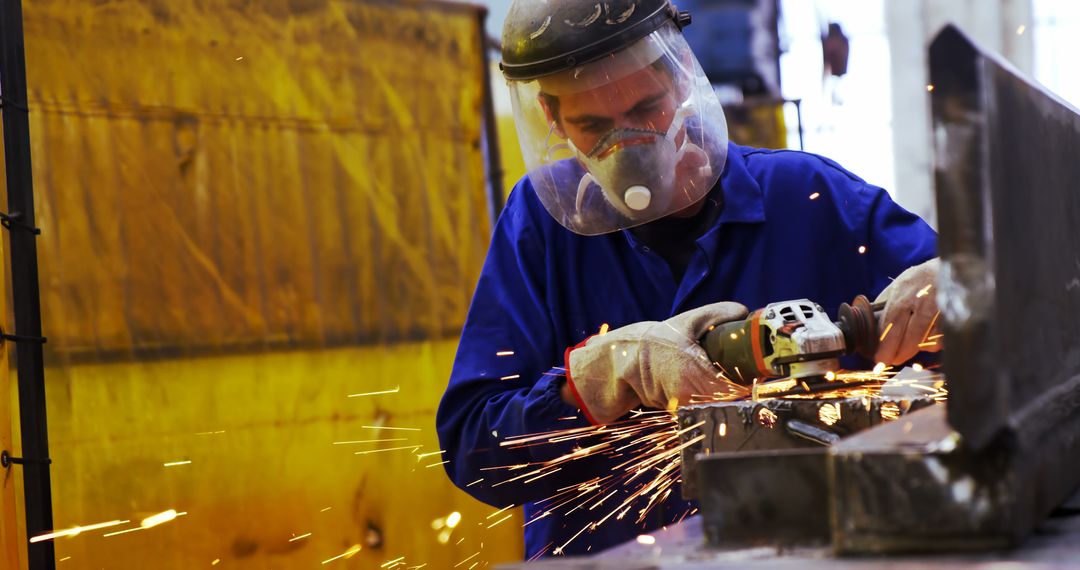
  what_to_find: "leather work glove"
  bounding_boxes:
[565,302,748,425]
[874,257,942,365]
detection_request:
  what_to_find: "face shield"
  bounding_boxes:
[506,22,728,236]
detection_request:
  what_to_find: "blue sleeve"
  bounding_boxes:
[436,182,599,508]
[853,182,937,298]
[748,148,937,299]
[790,151,938,298]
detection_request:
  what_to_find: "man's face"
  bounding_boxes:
[545,64,679,154]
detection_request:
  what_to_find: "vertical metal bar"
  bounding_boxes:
[477,7,506,226]
[0,1,56,568]
[794,99,805,150]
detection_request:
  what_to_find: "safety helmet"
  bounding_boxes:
[501,0,728,236]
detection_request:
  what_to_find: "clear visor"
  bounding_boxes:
[506,23,728,236]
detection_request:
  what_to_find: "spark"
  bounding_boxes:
[333,438,408,445]
[757,407,778,428]
[918,341,938,348]
[454,552,480,567]
[289,533,312,542]
[348,387,400,398]
[59,558,71,562]
[103,527,145,538]
[599,323,609,335]
[382,557,406,568]
[825,371,836,381]
[466,478,484,487]
[927,84,935,92]
[913,363,924,372]
[636,535,656,545]
[446,511,462,528]
[873,362,888,375]
[858,245,867,254]
[819,403,841,426]
[322,545,362,564]
[500,374,521,381]
[195,430,226,436]
[496,350,515,356]
[487,513,514,529]
[922,311,941,343]
[1017,24,1026,35]
[212,560,220,566]
[718,423,727,437]
[30,520,130,543]
[881,401,901,421]
[416,450,446,459]
[354,446,421,456]
[729,333,738,340]
[879,322,894,342]
[487,505,514,519]
[235,56,244,61]
[425,460,450,468]
[363,425,421,432]
[437,528,452,544]
[321,507,333,512]
[809,192,821,200]
[142,510,185,529]
[916,284,933,298]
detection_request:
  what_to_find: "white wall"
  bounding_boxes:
[887,0,1034,229]
[779,0,896,193]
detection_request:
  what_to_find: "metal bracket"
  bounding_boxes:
[0,96,29,113]
[0,210,41,235]
[1,450,51,468]
[0,330,46,344]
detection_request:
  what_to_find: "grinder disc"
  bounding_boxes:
[837,294,879,360]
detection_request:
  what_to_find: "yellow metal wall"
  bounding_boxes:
[6,0,523,567]
[1,234,20,570]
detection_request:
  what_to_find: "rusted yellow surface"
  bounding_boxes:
[43,341,520,568]
[5,0,522,567]
[0,236,21,570]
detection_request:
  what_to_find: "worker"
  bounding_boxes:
[437,0,938,558]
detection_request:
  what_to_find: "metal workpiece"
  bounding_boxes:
[496,506,1080,569]
[931,24,1080,451]
[678,395,936,499]
[829,405,1012,553]
[697,448,830,547]
[829,402,1080,555]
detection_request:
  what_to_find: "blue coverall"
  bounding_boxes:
[437,143,938,558]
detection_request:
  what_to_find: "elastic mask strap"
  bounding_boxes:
[665,100,696,141]
[575,172,595,214]
[544,122,570,162]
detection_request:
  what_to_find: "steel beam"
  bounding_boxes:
[678,396,934,500]
[827,24,1080,552]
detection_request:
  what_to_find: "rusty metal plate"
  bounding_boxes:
[678,396,935,500]
[931,25,1080,450]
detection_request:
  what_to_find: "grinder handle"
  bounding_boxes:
[700,317,766,385]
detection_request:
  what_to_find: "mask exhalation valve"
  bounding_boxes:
[624,186,653,211]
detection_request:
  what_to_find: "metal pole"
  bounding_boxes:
[477,8,506,226]
[0,0,56,568]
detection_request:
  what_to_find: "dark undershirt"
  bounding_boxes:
[629,183,725,284]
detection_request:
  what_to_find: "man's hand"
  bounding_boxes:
[564,302,748,424]
[874,257,941,365]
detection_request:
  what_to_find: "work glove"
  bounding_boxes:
[565,302,748,425]
[874,257,942,365]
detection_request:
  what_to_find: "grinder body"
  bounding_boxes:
[701,296,879,385]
